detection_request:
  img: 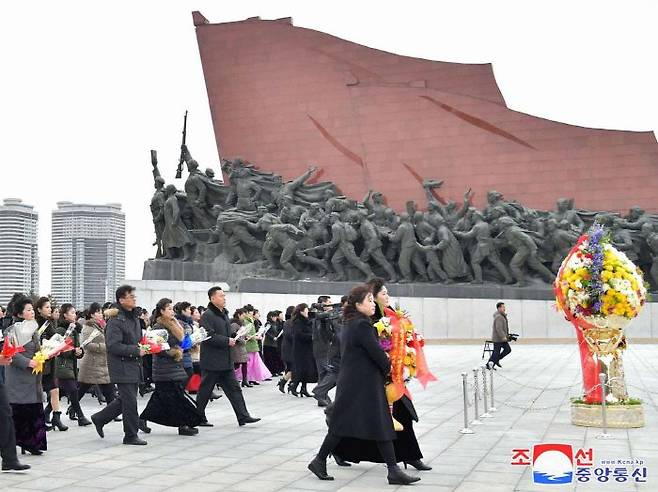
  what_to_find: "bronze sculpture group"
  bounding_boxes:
[149,145,658,290]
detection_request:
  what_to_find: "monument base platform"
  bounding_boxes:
[571,402,645,428]
[142,258,555,300]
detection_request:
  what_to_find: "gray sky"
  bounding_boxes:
[1,0,656,293]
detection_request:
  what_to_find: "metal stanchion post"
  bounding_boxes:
[596,372,614,440]
[480,366,492,418]
[460,372,474,434]
[489,366,497,412]
[471,368,482,425]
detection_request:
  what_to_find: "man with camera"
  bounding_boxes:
[310,296,342,407]
[486,301,517,370]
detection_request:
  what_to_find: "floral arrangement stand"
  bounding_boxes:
[554,223,647,428]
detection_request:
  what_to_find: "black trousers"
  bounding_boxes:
[0,382,17,464]
[59,378,84,416]
[92,383,138,439]
[488,342,511,366]
[78,383,116,405]
[196,369,249,423]
[313,369,337,401]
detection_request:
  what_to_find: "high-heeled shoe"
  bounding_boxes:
[51,411,69,431]
[404,460,432,471]
[289,383,300,397]
[77,414,92,427]
[387,465,421,485]
[138,419,152,434]
[300,388,312,398]
[241,381,253,388]
[21,447,43,456]
[66,406,78,421]
[277,378,287,394]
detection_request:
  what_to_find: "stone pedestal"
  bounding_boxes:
[571,402,645,428]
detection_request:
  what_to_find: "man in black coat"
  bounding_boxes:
[196,286,260,427]
[91,285,148,445]
[312,296,347,407]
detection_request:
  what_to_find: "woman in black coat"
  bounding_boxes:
[290,304,317,397]
[307,286,420,486]
[362,277,432,471]
[140,298,203,436]
[277,306,295,394]
[57,304,91,426]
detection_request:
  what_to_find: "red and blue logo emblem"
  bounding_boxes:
[532,444,574,484]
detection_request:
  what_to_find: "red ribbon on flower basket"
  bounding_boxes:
[1,337,25,359]
[386,313,408,403]
[554,235,601,404]
[409,331,437,388]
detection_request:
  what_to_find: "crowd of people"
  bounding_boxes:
[0,278,432,485]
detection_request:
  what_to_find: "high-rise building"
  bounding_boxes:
[0,198,39,306]
[51,202,125,307]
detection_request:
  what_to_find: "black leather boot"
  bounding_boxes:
[387,465,421,485]
[138,419,152,434]
[51,411,69,431]
[277,378,287,393]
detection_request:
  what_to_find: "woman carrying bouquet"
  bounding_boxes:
[77,303,116,408]
[4,298,48,455]
[230,308,250,387]
[308,286,419,485]
[140,298,203,436]
[173,301,195,385]
[57,304,91,426]
[242,305,271,385]
[35,297,67,432]
[365,278,432,471]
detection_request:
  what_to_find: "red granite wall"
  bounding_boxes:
[192,12,658,213]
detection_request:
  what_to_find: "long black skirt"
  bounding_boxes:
[140,381,204,428]
[11,403,47,451]
[330,397,422,463]
[263,346,285,374]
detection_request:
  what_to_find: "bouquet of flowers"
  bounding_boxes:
[374,305,436,430]
[0,336,25,359]
[554,222,647,403]
[190,326,210,345]
[31,332,75,374]
[139,329,170,354]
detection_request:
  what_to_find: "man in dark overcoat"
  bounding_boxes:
[196,286,260,427]
[91,285,147,445]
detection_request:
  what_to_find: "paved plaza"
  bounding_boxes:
[2,344,656,491]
